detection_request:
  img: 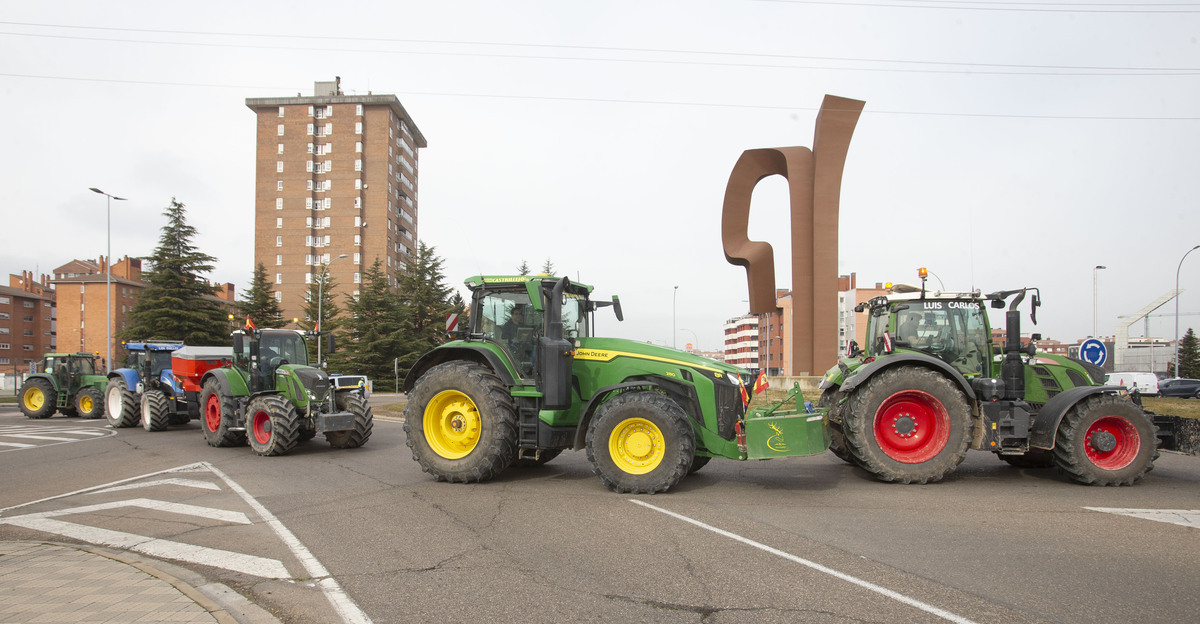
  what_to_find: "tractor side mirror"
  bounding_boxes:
[611,296,623,322]
[326,332,336,354]
[232,333,244,356]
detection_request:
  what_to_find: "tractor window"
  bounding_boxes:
[73,357,96,375]
[893,301,990,377]
[562,294,588,340]
[148,351,173,376]
[261,332,309,368]
[477,290,541,377]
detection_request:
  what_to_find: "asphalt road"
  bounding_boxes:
[1,401,1197,624]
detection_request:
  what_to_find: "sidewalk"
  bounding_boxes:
[0,541,280,624]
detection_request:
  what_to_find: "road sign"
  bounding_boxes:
[1079,338,1107,366]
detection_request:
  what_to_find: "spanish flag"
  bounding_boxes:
[754,369,769,394]
[739,375,750,406]
[244,317,256,331]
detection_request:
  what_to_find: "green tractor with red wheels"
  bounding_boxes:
[18,353,108,420]
[403,274,831,494]
[819,274,1168,486]
[197,327,372,456]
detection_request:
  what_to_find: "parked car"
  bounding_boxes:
[1105,372,1160,396]
[1157,378,1200,399]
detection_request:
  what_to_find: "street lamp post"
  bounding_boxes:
[89,188,126,373]
[1175,245,1200,377]
[672,285,679,349]
[317,254,349,368]
[1093,265,1106,338]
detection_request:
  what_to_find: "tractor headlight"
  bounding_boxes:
[307,390,317,400]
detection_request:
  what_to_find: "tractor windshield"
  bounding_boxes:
[71,357,97,376]
[260,332,309,368]
[148,351,173,376]
[893,300,990,377]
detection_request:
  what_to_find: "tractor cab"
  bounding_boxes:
[233,328,311,393]
[469,276,596,378]
[860,289,993,378]
[40,353,99,387]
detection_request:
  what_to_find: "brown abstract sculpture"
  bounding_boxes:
[722,94,865,375]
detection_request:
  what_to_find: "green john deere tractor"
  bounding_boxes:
[198,328,372,456]
[18,353,108,420]
[403,274,830,494]
[820,277,1163,486]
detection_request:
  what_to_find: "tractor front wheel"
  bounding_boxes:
[1052,394,1158,486]
[75,387,105,420]
[105,378,139,428]
[141,390,171,432]
[586,391,695,494]
[200,379,246,447]
[326,393,374,449]
[247,395,301,456]
[19,378,57,419]
[404,361,518,483]
[842,367,972,484]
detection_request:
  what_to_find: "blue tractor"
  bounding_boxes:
[105,341,183,429]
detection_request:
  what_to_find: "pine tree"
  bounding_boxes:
[1178,328,1199,379]
[517,260,531,276]
[329,259,412,381]
[542,258,555,275]
[298,265,343,366]
[120,198,227,345]
[239,263,284,328]
[398,242,453,360]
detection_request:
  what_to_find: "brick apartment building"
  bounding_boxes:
[245,78,427,325]
[0,271,55,374]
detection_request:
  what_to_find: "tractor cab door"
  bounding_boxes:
[476,289,543,379]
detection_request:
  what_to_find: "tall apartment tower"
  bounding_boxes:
[246,78,427,325]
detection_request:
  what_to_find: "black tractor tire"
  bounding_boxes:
[19,378,57,419]
[74,387,105,420]
[586,391,696,494]
[819,388,856,465]
[841,367,972,484]
[247,394,301,457]
[1052,394,1158,486]
[140,390,171,432]
[200,378,246,448]
[299,428,317,442]
[404,361,518,483]
[326,393,374,449]
[105,378,139,428]
[513,449,563,468]
[998,451,1055,469]
[687,455,712,474]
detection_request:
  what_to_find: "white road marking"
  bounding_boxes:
[0,424,116,452]
[1085,507,1200,529]
[21,497,251,525]
[92,478,222,495]
[208,463,374,624]
[59,429,110,436]
[0,516,289,578]
[6,433,80,442]
[0,441,36,448]
[631,500,980,624]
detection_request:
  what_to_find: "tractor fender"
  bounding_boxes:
[402,345,516,392]
[571,381,665,451]
[200,369,249,398]
[840,352,976,401]
[1028,385,1120,450]
[108,369,140,390]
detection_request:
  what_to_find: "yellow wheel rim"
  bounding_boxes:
[24,387,45,411]
[424,390,482,459]
[79,395,94,413]
[608,417,665,475]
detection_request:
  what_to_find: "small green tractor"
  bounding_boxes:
[403,275,830,493]
[18,353,109,420]
[820,276,1166,486]
[198,327,372,456]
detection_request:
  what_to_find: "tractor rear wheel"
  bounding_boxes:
[74,387,105,420]
[326,393,374,449]
[141,390,171,432]
[842,367,972,484]
[819,388,856,465]
[404,361,518,483]
[247,395,301,456]
[586,391,695,494]
[200,379,246,447]
[1052,394,1158,486]
[105,378,138,428]
[19,378,57,419]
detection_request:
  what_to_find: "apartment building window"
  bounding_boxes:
[353,272,361,284]
[275,236,282,247]
[0,358,8,365]
[305,198,313,210]
[23,301,33,308]
[306,161,314,173]
[23,315,33,322]
[355,122,363,134]
[324,123,332,135]
[0,312,7,320]
[276,217,282,228]
[322,198,331,210]
[325,105,333,117]
[277,124,284,136]
[355,160,362,172]
[323,179,332,191]
[275,198,283,210]
[275,254,282,266]
[355,179,362,190]
[354,216,362,227]
[307,123,314,136]
[356,104,363,115]
[0,296,7,304]
[0,343,7,350]
[0,328,8,335]
[306,180,313,191]
[277,181,283,191]
[353,252,361,265]
[275,273,282,284]
[308,106,314,117]
[277,161,284,173]
[274,292,281,302]
[354,234,361,246]
[356,141,363,153]
[278,106,285,117]
[277,144,284,155]
[22,330,32,337]
[325,160,332,172]
[307,143,314,154]
[354,197,361,209]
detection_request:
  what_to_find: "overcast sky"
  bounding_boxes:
[2,1,1198,359]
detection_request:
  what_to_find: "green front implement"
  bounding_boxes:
[743,382,831,459]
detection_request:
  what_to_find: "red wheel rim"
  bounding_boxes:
[1084,416,1139,470]
[252,409,272,445]
[873,390,951,463]
[205,394,221,433]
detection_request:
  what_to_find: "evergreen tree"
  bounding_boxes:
[238,263,284,328]
[329,259,412,381]
[542,258,555,275]
[398,242,453,359]
[298,265,343,366]
[120,198,227,345]
[1178,328,1199,378]
[517,260,531,276]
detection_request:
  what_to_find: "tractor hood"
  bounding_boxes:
[575,337,751,382]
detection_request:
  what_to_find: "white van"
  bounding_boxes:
[1105,372,1160,396]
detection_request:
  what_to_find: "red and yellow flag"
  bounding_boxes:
[754,369,770,394]
[244,317,256,331]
